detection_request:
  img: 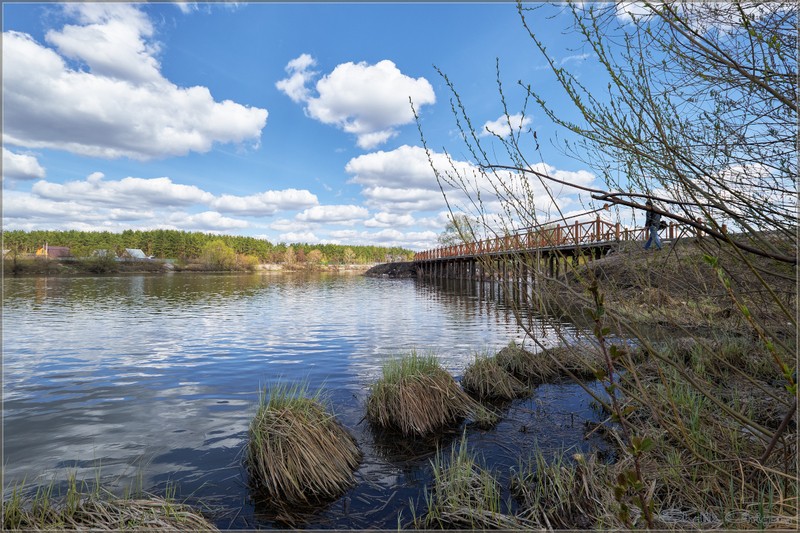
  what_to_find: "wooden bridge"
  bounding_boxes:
[413,213,683,281]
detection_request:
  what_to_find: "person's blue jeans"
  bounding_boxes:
[644,225,662,250]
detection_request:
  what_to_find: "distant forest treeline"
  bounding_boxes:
[3,229,414,264]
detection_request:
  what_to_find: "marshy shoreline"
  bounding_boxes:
[4,238,796,530]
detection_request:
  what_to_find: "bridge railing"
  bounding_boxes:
[414,216,682,261]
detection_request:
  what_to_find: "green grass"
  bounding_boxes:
[247,381,362,506]
[415,434,529,529]
[511,448,604,529]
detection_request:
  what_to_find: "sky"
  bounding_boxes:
[3,2,619,251]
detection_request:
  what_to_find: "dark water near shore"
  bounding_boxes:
[4,272,609,528]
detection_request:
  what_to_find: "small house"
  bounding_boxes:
[123,248,151,260]
[35,245,71,258]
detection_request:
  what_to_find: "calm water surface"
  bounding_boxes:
[4,272,608,528]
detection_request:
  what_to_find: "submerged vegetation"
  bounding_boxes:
[366,352,496,436]
[247,383,361,507]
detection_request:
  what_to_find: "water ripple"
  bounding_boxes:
[3,273,596,528]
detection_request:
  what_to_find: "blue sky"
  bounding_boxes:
[3,2,611,250]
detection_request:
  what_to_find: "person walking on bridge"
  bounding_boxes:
[643,200,662,251]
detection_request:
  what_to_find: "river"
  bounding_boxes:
[3,272,609,528]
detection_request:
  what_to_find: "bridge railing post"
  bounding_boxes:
[595,216,601,242]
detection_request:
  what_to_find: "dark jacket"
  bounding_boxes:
[645,207,661,228]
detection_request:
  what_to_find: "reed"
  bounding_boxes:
[415,434,530,529]
[366,352,496,436]
[511,449,608,529]
[247,382,362,506]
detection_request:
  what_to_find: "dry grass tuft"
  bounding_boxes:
[462,353,529,401]
[495,341,604,384]
[247,382,362,506]
[366,352,496,436]
[3,480,217,531]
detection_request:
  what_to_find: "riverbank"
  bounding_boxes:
[533,237,797,339]
[3,258,375,276]
[363,261,417,278]
[402,236,797,528]
[528,237,797,529]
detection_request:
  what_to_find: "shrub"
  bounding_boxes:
[199,240,236,270]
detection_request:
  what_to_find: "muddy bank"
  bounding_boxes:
[364,261,417,278]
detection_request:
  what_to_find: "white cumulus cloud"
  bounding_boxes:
[3,147,46,180]
[210,188,318,215]
[481,113,533,138]
[2,170,320,236]
[167,211,249,231]
[326,228,438,250]
[276,56,435,149]
[295,204,369,224]
[278,231,320,243]
[363,212,416,228]
[2,4,268,160]
[47,3,162,83]
[346,145,456,190]
[275,53,317,103]
[345,144,478,212]
[361,186,446,213]
[32,174,214,208]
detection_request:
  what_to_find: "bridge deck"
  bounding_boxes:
[413,215,684,262]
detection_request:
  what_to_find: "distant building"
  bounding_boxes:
[123,248,152,260]
[35,245,71,258]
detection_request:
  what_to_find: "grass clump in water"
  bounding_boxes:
[496,341,605,384]
[462,352,529,401]
[415,434,531,529]
[511,449,606,529]
[247,382,362,506]
[366,352,496,436]
[3,476,217,531]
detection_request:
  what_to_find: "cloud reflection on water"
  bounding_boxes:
[4,273,591,528]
